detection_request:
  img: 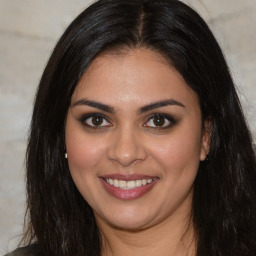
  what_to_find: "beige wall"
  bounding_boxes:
[0,0,255,254]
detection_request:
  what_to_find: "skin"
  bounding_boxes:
[65,48,210,256]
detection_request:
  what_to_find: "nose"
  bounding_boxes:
[107,127,147,167]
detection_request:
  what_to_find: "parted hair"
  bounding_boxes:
[23,0,256,255]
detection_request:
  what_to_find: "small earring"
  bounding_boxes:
[65,153,68,159]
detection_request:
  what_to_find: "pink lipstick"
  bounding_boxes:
[99,174,159,200]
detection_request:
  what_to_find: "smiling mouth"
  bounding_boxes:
[99,174,159,200]
[103,178,154,190]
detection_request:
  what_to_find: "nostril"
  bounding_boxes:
[107,144,148,167]
[106,130,148,166]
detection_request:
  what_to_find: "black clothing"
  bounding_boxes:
[5,244,41,256]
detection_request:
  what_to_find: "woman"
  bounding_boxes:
[7,0,256,255]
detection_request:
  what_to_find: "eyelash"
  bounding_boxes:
[79,113,112,129]
[143,113,176,129]
[79,113,176,130]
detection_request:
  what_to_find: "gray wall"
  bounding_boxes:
[0,0,255,254]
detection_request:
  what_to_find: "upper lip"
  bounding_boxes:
[99,174,158,181]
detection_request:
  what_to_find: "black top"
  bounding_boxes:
[5,244,41,256]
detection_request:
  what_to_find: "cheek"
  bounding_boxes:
[65,119,106,176]
[149,126,202,176]
[65,130,106,205]
[67,136,106,173]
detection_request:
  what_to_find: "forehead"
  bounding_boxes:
[71,48,198,109]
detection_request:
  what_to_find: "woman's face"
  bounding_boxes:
[65,48,210,231]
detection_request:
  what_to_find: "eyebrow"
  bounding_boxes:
[72,98,185,114]
[72,99,115,113]
[139,99,185,113]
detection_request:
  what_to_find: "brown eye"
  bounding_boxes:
[84,115,111,127]
[144,114,174,128]
[91,116,104,126]
[153,116,166,127]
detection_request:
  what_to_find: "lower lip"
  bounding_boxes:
[100,178,158,200]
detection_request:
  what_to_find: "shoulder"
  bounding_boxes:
[5,244,41,256]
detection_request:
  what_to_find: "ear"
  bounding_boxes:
[200,119,211,161]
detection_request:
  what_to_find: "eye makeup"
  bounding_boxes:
[77,111,178,132]
[143,113,177,130]
[78,113,112,129]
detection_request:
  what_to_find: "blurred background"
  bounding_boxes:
[0,0,255,254]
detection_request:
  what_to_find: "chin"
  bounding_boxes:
[94,206,159,231]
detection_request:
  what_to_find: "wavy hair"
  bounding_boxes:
[23,0,256,255]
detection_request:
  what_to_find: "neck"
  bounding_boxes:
[97,209,196,256]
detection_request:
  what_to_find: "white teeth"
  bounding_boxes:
[136,180,142,187]
[113,179,119,187]
[127,180,135,189]
[105,178,154,189]
[119,180,126,189]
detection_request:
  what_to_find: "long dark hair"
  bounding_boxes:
[23,0,256,255]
